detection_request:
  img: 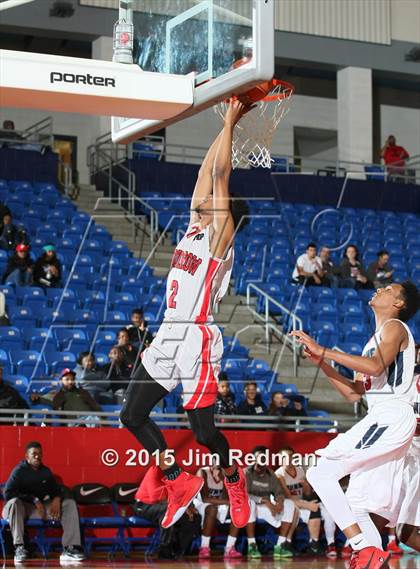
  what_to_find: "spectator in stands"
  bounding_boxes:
[2,441,85,564]
[367,250,394,289]
[292,243,325,286]
[245,446,297,558]
[0,120,24,141]
[339,244,369,289]
[103,346,132,403]
[237,381,267,416]
[269,392,308,422]
[0,366,28,424]
[319,246,340,288]
[381,135,409,179]
[268,391,290,417]
[74,352,114,404]
[0,290,11,326]
[116,327,139,367]
[126,308,154,350]
[52,368,102,427]
[134,465,201,559]
[2,244,33,285]
[32,245,62,288]
[195,463,241,559]
[214,373,237,417]
[0,210,29,252]
[0,201,11,221]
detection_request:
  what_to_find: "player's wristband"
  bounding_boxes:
[33,497,40,504]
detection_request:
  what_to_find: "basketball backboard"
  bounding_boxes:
[112,0,275,143]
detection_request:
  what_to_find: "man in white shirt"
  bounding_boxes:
[292,243,324,286]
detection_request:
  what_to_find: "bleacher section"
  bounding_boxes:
[138,193,420,353]
[1,157,419,421]
[0,177,308,417]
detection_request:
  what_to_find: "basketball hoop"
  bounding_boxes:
[216,77,294,169]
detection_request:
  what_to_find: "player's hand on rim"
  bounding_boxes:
[224,98,255,126]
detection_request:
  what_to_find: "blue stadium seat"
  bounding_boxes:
[94,353,109,366]
[338,342,363,355]
[12,307,34,328]
[0,327,22,350]
[0,348,11,369]
[5,374,29,393]
[15,351,48,378]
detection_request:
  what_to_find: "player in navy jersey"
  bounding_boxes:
[291,282,419,569]
[120,100,251,530]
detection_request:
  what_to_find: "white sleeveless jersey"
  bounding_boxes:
[361,319,416,410]
[275,465,305,499]
[198,467,224,500]
[164,224,233,324]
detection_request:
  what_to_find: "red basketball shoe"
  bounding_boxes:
[224,467,251,528]
[341,545,352,558]
[386,540,403,555]
[350,546,391,569]
[161,471,204,528]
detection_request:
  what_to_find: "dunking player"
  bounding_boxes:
[291,282,419,569]
[121,100,251,529]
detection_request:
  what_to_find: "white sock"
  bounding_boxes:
[286,538,292,543]
[388,534,396,543]
[277,536,286,545]
[201,536,210,548]
[349,533,371,552]
[248,538,256,545]
[344,539,350,547]
[225,536,236,550]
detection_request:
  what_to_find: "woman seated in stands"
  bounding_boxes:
[269,392,308,419]
[74,351,114,404]
[32,244,62,288]
[116,327,139,367]
[2,244,33,285]
[103,346,132,404]
[339,244,370,289]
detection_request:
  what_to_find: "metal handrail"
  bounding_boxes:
[246,282,303,376]
[87,134,159,245]
[0,408,346,431]
[21,116,53,146]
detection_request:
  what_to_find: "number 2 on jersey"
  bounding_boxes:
[168,280,179,308]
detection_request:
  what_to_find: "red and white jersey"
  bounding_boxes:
[164,223,233,324]
[275,465,305,499]
[361,319,416,410]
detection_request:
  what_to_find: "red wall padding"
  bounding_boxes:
[0,426,335,487]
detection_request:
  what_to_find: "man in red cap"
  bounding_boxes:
[2,244,33,285]
[51,369,102,427]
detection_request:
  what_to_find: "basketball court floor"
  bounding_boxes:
[1,556,419,568]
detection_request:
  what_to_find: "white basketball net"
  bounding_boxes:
[216,81,294,169]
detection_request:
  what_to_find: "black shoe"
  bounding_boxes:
[14,545,28,564]
[308,540,323,555]
[60,546,85,563]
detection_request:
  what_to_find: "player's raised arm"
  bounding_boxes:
[211,100,248,258]
[303,348,365,402]
[291,320,408,377]
[189,130,223,225]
